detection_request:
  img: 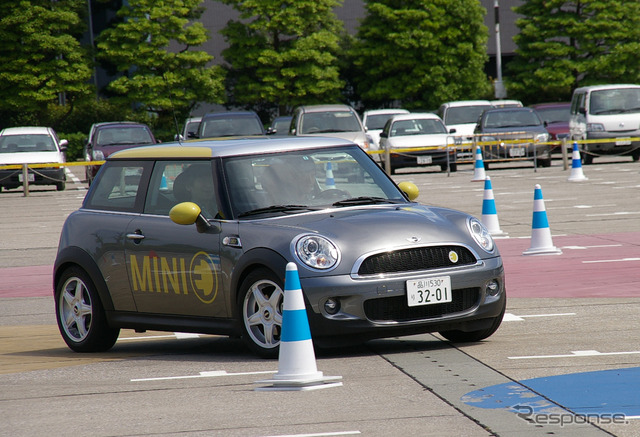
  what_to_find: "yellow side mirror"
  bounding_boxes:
[169,202,202,225]
[398,181,419,201]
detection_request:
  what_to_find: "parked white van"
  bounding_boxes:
[569,84,640,164]
[437,100,493,138]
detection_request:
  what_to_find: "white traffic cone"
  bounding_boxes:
[481,177,507,236]
[471,146,486,182]
[523,185,562,256]
[325,162,336,189]
[568,142,588,182]
[255,263,342,391]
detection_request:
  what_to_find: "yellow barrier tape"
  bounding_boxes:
[0,161,105,171]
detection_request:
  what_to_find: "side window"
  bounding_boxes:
[144,160,220,219]
[85,162,151,212]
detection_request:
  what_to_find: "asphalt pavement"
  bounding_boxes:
[1,156,639,436]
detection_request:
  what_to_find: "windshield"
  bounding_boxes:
[590,88,640,115]
[445,106,492,125]
[200,116,264,138]
[0,134,57,153]
[484,110,542,129]
[391,118,447,136]
[300,111,362,134]
[535,107,570,123]
[365,113,405,130]
[97,127,154,146]
[223,146,407,218]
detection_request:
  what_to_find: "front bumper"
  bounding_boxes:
[0,167,65,188]
[299,256,505,343]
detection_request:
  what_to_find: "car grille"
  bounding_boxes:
[357,246,477,276]
[363,287,480,322]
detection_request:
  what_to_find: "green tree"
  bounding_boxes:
[349,0,491,110]
[507,0,640,103]
[220,0,346,118]
[96,0,225,136]
[0,0,93,127]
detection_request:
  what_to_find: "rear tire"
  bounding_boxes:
[55,267,119,352]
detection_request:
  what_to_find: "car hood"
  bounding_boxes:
[0,151,64,164]
[298,131,365,143]
[384,134,451,148]
[239,204,493,276]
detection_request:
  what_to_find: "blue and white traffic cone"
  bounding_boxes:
[325,162,336,189]
[471,146,486,182]
[568,142,588,182]
[523,185,562,256]
[481,177,506,236]
[255,263,342,391]
[159,174,168,190]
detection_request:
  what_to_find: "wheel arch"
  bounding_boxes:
[53,246,115,312]
[229,248,288,319]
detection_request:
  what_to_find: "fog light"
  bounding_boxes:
[324,298,340,315]
[486,279,500,296]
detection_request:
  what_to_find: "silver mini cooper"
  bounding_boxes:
[54,137,505,357]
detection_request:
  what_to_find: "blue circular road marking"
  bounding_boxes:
[462,366,640,417]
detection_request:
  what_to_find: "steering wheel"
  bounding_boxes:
[313,189,350,200]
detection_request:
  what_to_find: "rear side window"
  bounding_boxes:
[84,161,152,212]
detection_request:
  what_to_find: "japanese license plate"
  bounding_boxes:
[509,147,525,157]
[406,276,452,307]
[18,173,35,182]
[417,155,432,165]
[615,138,631,146]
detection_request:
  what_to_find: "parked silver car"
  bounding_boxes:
[54,137,506,357]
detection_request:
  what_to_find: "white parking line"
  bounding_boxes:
[503,312,575,322]
[119,332,201,341]
[263,432,361,437]
[131,369,276,382]
[583,258,640,264]
[64,167,81,184]
[509,350,640,360]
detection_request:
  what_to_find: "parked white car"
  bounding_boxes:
[379,113,456,173]
[362,108,410,150]
[0,126,68,191]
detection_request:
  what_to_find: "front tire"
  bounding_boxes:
[239,268,284,358]
[55,267,119,352]
[439,298,506,343]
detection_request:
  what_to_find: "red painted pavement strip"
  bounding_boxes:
[0,265,53,298]
[497,232,640,298]
[1,232,638,299]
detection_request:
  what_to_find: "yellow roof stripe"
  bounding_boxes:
[112,146,212,159]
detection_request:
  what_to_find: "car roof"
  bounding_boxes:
[296,104,354,113]
[573,84,640,92]
[93,121,149,128]
[0,126,53,135]
[363,109,409,116]
[109,137,355,160]
[440,100,492,108]
[483,107,535,114]
[389,112,442,122]
[201,111,259,119]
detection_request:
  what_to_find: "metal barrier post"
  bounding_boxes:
[384,146,391,175]
[22,163,29,197]
[561,137,568,170]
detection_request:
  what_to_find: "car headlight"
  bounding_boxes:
[468,217,494,253]
[480,136,497,143]
[294,234,340,270]
[587,123,605,132]
[535,132,549,142]
[92,150,105,160]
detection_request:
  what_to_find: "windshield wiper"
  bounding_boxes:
[238,204,314,217]
[332,196,402,207]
